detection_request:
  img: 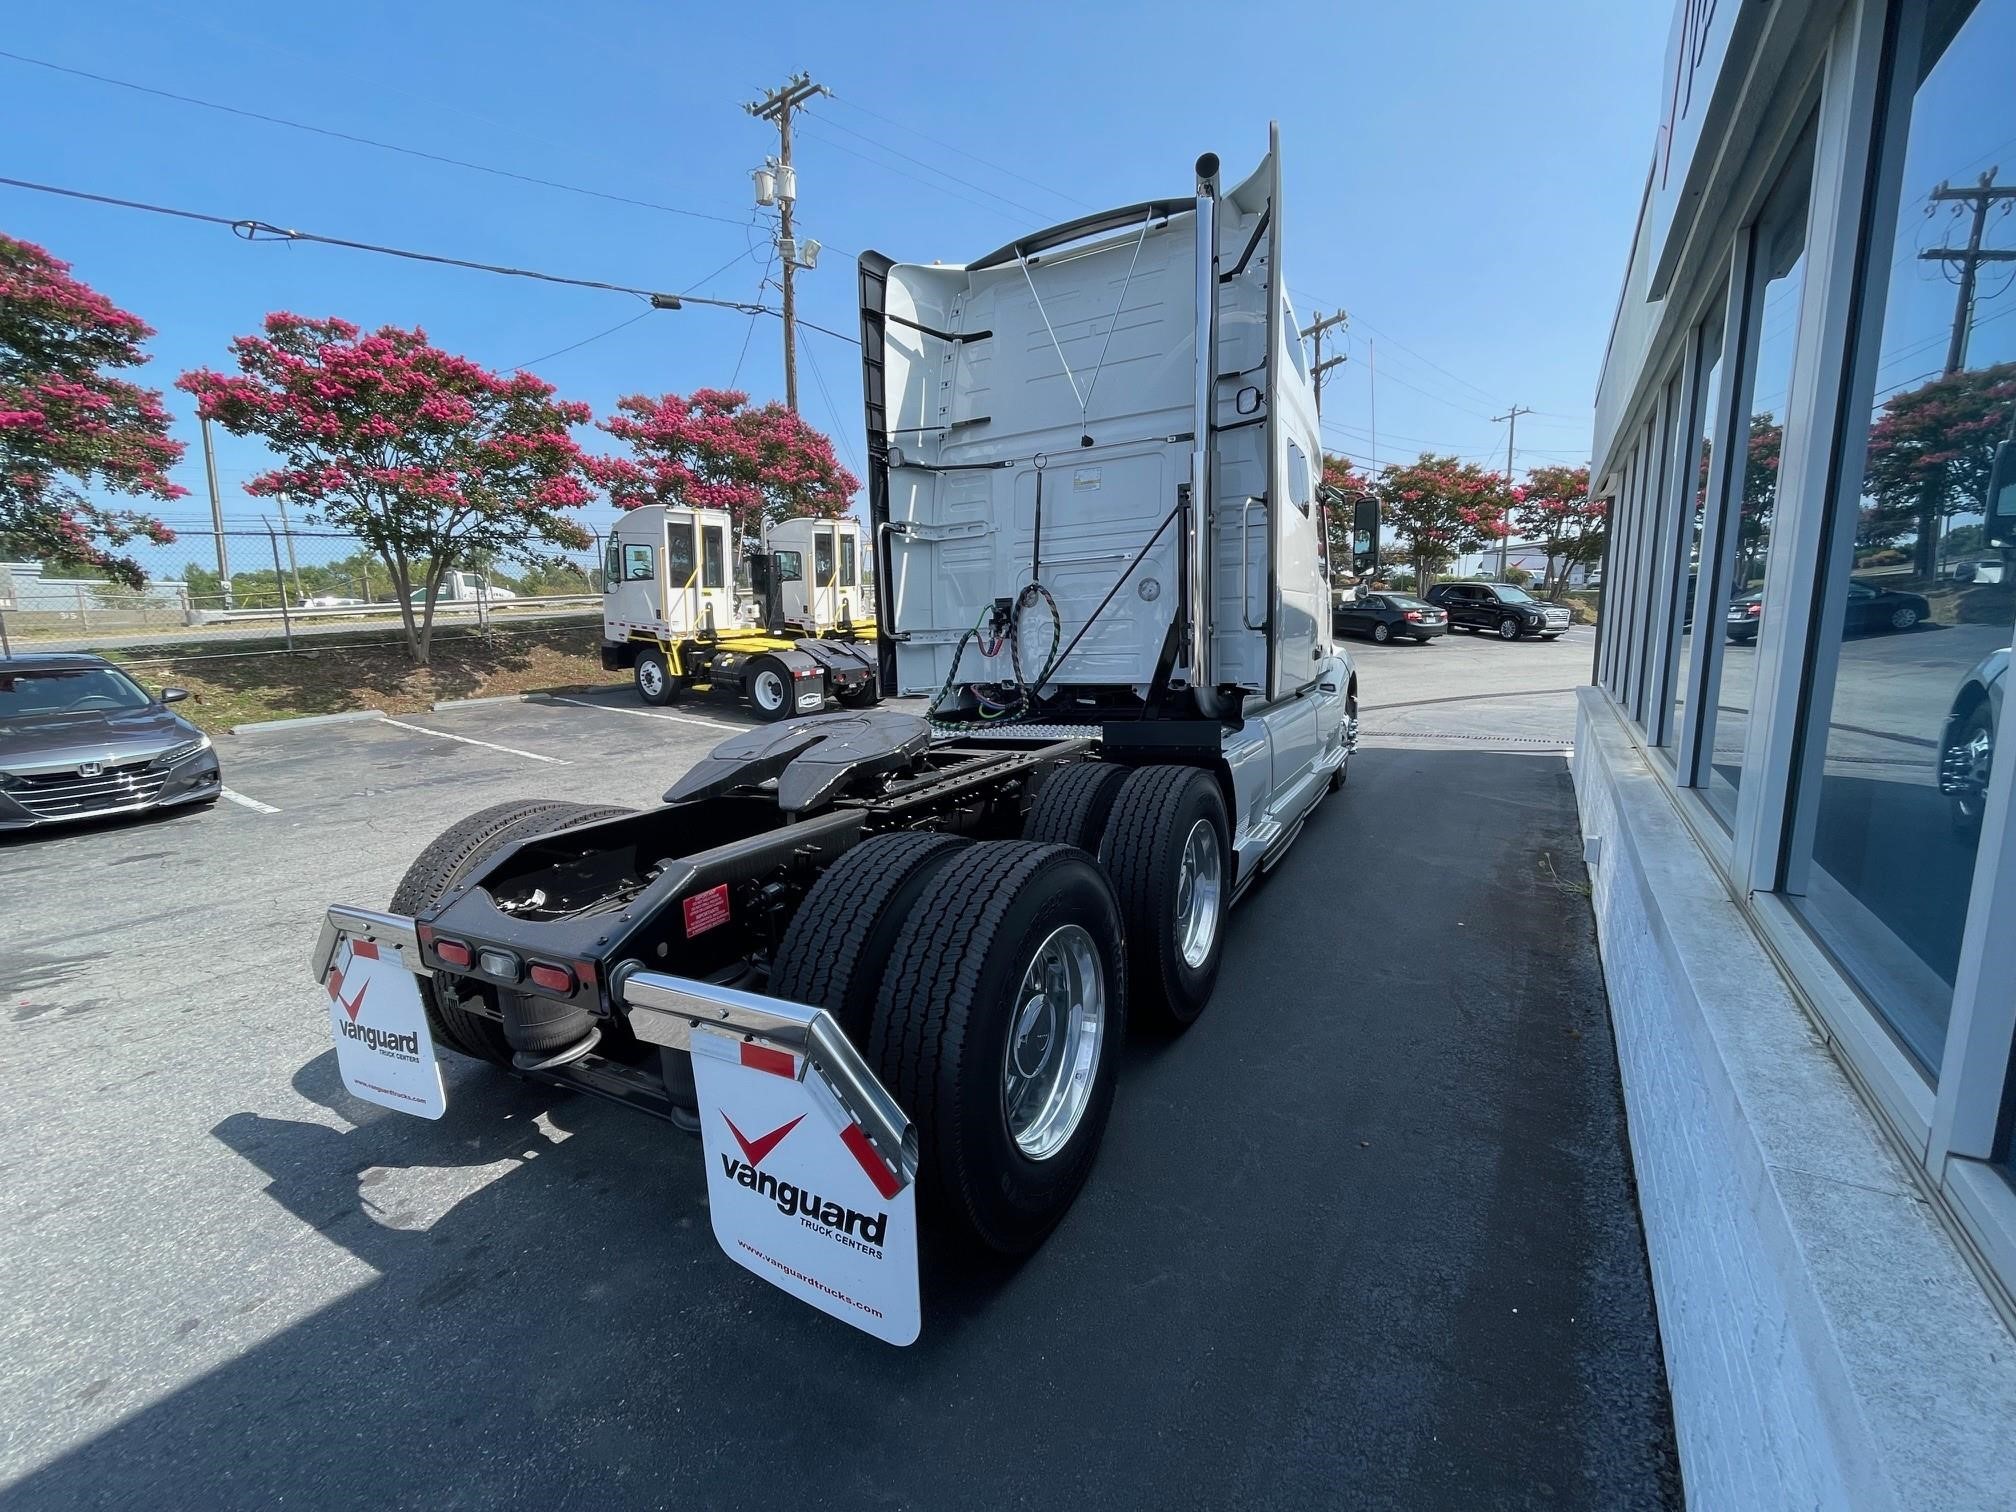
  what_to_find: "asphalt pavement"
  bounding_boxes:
[0,628,1680,1510]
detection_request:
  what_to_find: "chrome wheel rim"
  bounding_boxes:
[638,659,665,697]
[1002,924,1107,1161]
[1174,818,1222,969]
[753,669,786,711]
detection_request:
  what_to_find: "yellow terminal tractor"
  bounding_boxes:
[600,506,879,720]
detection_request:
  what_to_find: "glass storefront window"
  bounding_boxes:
[1787,0,2016,1075]
[1666,316,1725,757]
[1705,137,1815,823]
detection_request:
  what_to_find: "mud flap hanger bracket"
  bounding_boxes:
[615,966,920,1190]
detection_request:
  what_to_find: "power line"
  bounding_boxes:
[821,93,1097,214]
[0,174,770,311]
[0,47,754,231]
[509,310,651,370]
[798,318,863,480]
[801,107,1056,220]
[793,119,1028,227]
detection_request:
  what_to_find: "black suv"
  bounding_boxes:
[1424,582,1572,641]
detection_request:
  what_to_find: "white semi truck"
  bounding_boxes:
[315,129,1362,1345]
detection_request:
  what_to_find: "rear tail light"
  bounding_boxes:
[528,961,576,994]
[1747,602,1763,617]
[1405,610,1423,622]
[433,938,473,969]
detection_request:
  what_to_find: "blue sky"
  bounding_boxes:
[3,0,1666,561]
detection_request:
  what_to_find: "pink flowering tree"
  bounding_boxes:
[0,234,185,584]
[591,388,859,547]
[1511,463,1602,597]
[1375,453,1513,591]
[180,315,597,663]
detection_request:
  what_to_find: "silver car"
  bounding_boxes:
[1939,648,2006,834]
[0,655,222,830]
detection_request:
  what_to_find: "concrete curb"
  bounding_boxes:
[229,708,385,735]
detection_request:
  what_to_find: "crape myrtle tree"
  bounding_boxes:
[180,315,598,664]
[590,388,860,547]
[1376,453,1513,592]
[1862,362,2016,578]
[1510,463,1603,597]
[0,233,185,583]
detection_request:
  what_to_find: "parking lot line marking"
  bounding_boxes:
[377,717,569,764]
[219,787,281,814]
[545,695,741,733]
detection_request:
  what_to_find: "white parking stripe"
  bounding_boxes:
[544,695,741,733]
[219,787,281,814]
[377,717,569,764]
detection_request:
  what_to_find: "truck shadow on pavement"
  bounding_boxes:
[7,748,1682,1512]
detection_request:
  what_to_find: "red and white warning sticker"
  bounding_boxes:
[690,1026,919,1345]
[324,936,446,1120]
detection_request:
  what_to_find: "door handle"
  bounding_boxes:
[1239,497,1266,631]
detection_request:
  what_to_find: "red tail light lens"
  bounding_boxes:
[433,938,473,969]
[1405,610,1423,622]
[528,961,576,994]
[1747,602,1763,617]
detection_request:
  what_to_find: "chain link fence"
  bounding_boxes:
[0,527,608,653]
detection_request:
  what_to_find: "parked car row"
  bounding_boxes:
[1724,579,1930,644]
[1332,582,1576,644]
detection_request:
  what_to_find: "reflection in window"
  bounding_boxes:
[815,529,835,585]
[1705,133,1814,823]
[1787,0,2016,1075]
[839,531,858,588]
[1667,316,1725,757]
[623,543,656,582]
[1288,440,1312,515]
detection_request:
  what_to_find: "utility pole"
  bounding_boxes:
[1492,404,1532,580]
[745,72,828,412]
[1301,309,1349,420]
[199,414,232,606]
[1921,168,2016,376]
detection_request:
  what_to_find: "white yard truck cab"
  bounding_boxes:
[603,505,736,641]
[317,129,1362,1347]
[763,515,870,634]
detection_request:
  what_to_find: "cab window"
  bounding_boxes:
[702,526,726,589]
[622,544,655,581]
[839,532,857,588]
[773,549,804,583]
[667,524,696,582]
[815,529,835,585]
[1287,440,1312,516]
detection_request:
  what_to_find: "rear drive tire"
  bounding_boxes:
[1023,761,1130,851]
[871,841,1126,1255]
[836,672,882,708]
[634,648,677,705]
[1098,765,1230,1031]
[745,653,797,722]
[390,799,636,1066]
[769,831,971,1044]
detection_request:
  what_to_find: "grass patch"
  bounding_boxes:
[99,619,621,733]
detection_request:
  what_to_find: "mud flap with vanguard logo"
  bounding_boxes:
[689,1025,920,1346]
[323,936,447,1120]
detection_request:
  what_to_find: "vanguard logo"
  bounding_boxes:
[719,1112,888,1246]
[337,1017,420,1057]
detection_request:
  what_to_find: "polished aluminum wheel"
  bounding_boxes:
[752,668,787,713]
[1002,924,1107,1161]
[1174,818,1222,969]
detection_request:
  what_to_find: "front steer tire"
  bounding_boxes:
[634,648,678,706]
[1099,765,1231,1032]
[871,841,1127,1256]
[390,799,635,1067]
[769,831,971,1044]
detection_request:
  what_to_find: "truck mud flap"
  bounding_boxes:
[619,968,923,1345]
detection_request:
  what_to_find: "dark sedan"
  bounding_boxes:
[1333,593,1448,644]
[1725,578,1930,644]
[0,655,221,830]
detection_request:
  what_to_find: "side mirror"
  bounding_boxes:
[1352,495,1380,575]
[160,687,191,704]
[1985,438,2016,549]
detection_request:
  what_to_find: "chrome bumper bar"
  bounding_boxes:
[618,967,919,1191]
